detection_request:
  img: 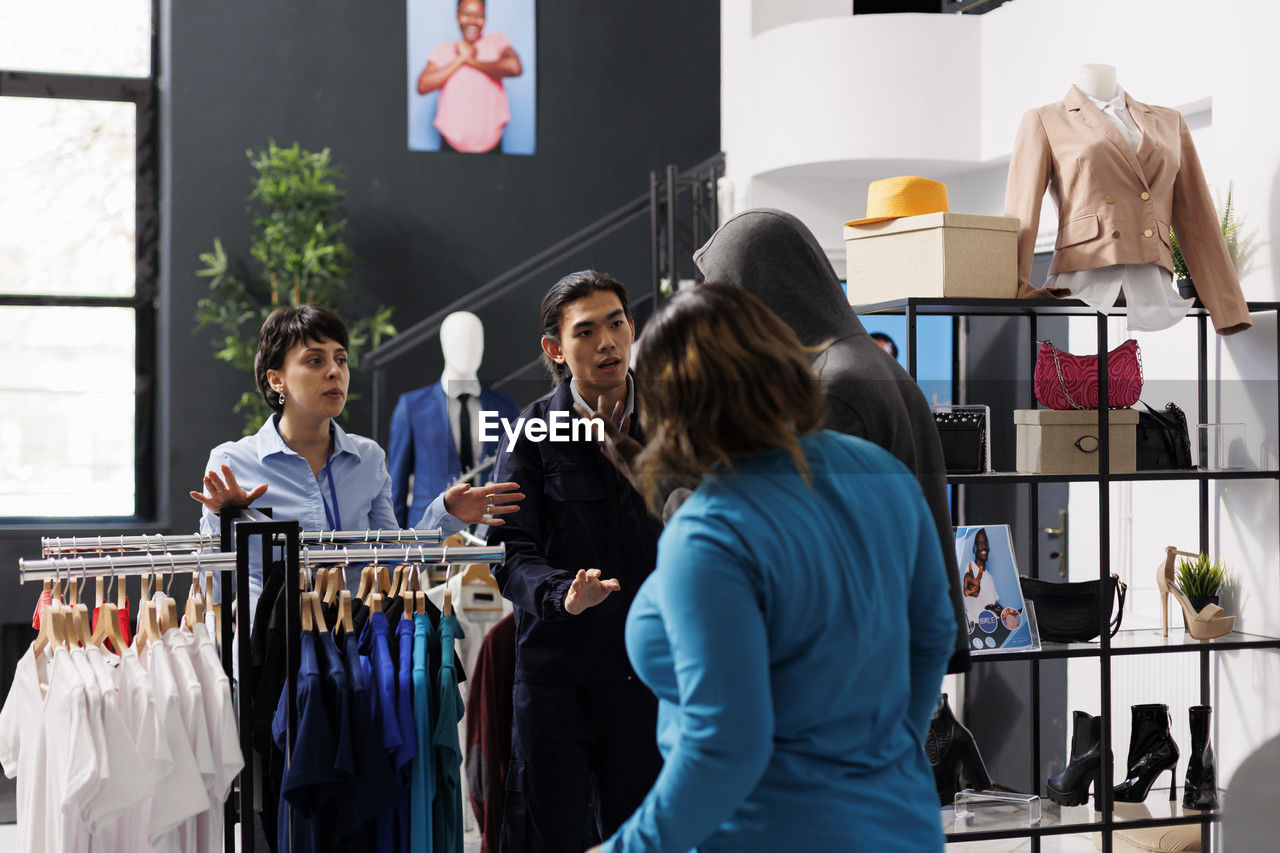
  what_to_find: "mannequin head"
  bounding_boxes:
[1075,64,1118,101]
[440,311,484,380]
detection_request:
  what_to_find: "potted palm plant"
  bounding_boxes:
[1170,184,1244,300]
[1175,553,1229,615]
[195,141,396,433]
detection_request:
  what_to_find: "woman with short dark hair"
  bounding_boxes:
[595,283,954,852]
[191,304,521,616]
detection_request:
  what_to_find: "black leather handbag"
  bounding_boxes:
[1018,574,1127,644]
[1136,401,1194,470]
[933,408,988,474]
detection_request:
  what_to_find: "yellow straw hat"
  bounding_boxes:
[845,176,949,227]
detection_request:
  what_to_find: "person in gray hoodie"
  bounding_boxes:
[693,207,969,674]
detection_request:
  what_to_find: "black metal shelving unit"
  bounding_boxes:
[860,297,1280,852]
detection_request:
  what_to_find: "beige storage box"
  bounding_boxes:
[844,212,1018,306]
[1015,408,1140,475]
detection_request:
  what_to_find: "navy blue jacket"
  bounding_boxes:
[488,378,661,687]
[388,382,521,528]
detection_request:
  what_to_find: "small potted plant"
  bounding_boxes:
[1175,553,1229,614]
[1170,183,1245,300]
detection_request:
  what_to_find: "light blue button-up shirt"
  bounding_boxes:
[199,415,463,615]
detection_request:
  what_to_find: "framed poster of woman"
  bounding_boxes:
[407,0,537,154]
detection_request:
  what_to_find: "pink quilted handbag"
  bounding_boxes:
[1034,339,1143,410]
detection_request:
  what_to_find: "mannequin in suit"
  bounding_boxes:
[388,311,522,528]
[1005,64,1249,335]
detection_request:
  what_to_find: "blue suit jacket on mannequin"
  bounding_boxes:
[388,382,522,528]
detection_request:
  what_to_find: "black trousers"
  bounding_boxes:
[500,678,661,852]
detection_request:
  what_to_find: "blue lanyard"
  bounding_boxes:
[320,433,342,531]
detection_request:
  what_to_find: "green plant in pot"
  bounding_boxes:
[1170,183,1245,299]
[195,141,396,434]
[1175,552,1229,616]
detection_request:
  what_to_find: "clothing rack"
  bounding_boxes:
[219,516,505,853]
[20,519,504,853]
[19,532,244,852]
[40,526,447,557]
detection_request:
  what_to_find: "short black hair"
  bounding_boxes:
[870,331,899,358]
[538,270,631,381]
[254,305,350,413]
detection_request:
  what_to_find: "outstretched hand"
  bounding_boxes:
[189,464,268,514]
[563,568,620,616]
[442,481,525,526]
[573,397,643,490]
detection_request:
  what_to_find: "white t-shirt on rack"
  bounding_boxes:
[0,646,53,853]
[67,646,108,848]
[117,643,170,853]
[183,624,243,853]
[46,647,101,852]
[162,628,217,853]
[142,637,210,851]
[84,645,151,847]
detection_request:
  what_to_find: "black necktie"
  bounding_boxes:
[457,392,475,474]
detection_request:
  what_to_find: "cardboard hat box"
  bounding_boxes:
[1015,408,1140,475]
[844,212,1018,306]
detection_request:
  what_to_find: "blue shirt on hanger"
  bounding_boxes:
[433,613,466,853]
[360,608,406,853]
[410,612,435,853]
[199,414,467,617]
[341,629,400,834]
[395,615,418,848]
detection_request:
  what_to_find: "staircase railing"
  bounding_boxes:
[365,152,725,442]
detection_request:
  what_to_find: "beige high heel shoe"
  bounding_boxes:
[1158,546,1235,641]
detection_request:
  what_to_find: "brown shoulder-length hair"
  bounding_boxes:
[633,281,825,516]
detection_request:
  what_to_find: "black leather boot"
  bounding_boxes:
[1183,705,1218,810]
[1114,703,1180,802]
[1047,710,1106,807]
[925,693,992,805]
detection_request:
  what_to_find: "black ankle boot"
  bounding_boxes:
[1114,703,1180,802]
[1047,710,1106,807]
[925,693,991,805]
[1183,705,1218,810]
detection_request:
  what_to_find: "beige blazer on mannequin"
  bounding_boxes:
[1005,86,1250,335]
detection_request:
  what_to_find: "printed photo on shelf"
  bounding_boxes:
[407,0,537,155]
[956,525,1038,654]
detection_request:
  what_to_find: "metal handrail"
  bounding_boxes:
[366,152,724,439]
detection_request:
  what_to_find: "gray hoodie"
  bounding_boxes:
[694,208,969,674]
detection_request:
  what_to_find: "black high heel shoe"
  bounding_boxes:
[925,693,992,805]
[1047,710,1106,807]
[1183,705,1218,810]
[1114,703,1180,803]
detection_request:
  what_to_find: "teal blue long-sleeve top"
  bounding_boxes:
[603,430,954,852]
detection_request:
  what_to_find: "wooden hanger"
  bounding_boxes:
[73,602,93,647]
[310,590,328,632]
[355,564,372,601]
[300,590,314,632]
[459,562,500,590]
[184,571,205,630]
[120,573,130,609]
[336,590,354,635]
[324,560,344,605]
[95,576,106,609]
[33,587,58,658]
[389,564,405,599]
[135,598,160,652]
[91,601,127,652]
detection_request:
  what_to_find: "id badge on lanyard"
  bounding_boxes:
[321,445,342,532]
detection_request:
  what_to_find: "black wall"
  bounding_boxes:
[0,0,719,630]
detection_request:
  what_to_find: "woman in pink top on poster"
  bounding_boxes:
[417,0,523,153]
